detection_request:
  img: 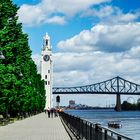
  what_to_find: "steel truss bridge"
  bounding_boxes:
[53,76,140,95]
[53,76,140,111]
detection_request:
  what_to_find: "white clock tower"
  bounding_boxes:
[41,33,53,109]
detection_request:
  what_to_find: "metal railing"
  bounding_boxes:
[59,112,133,140]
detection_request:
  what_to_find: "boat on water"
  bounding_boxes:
[108,121,122,128]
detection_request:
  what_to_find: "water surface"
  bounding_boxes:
[65,109,140,140]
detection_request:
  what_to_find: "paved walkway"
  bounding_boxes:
[0,113,71,140]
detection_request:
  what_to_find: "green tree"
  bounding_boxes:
[0,0,45,116]
[121,101,137,111]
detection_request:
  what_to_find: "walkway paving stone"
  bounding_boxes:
[0,113,71,140]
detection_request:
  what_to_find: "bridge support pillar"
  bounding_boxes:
[116,94,121,111]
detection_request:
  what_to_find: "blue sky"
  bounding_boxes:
[13,0,140,54]
[13,0,140,106]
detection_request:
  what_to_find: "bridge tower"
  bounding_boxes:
[116,94,121,111]
[41,33,53,109]
[115,77,121,111]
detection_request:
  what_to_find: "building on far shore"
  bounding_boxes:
[69,100,75,108]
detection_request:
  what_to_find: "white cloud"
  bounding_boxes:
[129,46,140,58]
[18,0,110,26]
[32,54,41,73]
[18,5,45,26]
[123,46,140,60]
[50,0,110,16]
[116,13,138,23]
[82,5,119,18]
[57,30,97,53]
[82,5,140,24]
[46,16,66,25]
[53,52,140,87]
[57,23,140,53]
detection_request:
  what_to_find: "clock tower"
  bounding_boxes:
[41,33,53,109]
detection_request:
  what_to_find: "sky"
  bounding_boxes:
[13,0,140,107]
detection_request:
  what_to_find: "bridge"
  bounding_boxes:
[53,76,140,111]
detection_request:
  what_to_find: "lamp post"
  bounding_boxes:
[19,72,23,77]
[0,51,5,115]
[56,95,60,109]
[0,51,5,59]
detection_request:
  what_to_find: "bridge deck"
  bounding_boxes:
[0,113,70,140]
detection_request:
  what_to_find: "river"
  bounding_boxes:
[65,109,140,140]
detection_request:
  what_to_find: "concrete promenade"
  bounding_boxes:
[0,113,71,140]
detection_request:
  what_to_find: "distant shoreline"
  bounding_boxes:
[65,107,114,110]
[65,107,140,111]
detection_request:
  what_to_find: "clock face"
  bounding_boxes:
[43,55,50,61]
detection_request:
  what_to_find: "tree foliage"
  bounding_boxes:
[0,0,45,116]
[121,101,140,111]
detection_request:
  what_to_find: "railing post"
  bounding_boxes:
[95,123,99,140]
[95,123,99,131]
[111,132,113,137]
[85,121,87,139]
[118,136,121,140]
[89,123,92,140]
[104,130,107,140]
[81,120,83,139]
[87,122,90,140]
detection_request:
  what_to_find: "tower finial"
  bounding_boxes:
[43,32,51,50]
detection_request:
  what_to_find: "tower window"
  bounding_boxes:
[48,81,50,85]
[45,81,47,85]
[45,75,47,79]
[48,70,50,73]
[46,40,48,46]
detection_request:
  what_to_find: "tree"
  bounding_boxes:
[0,0,45,116]
[121,101,137,111]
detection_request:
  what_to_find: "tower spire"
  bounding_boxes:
[43,33,51,50]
